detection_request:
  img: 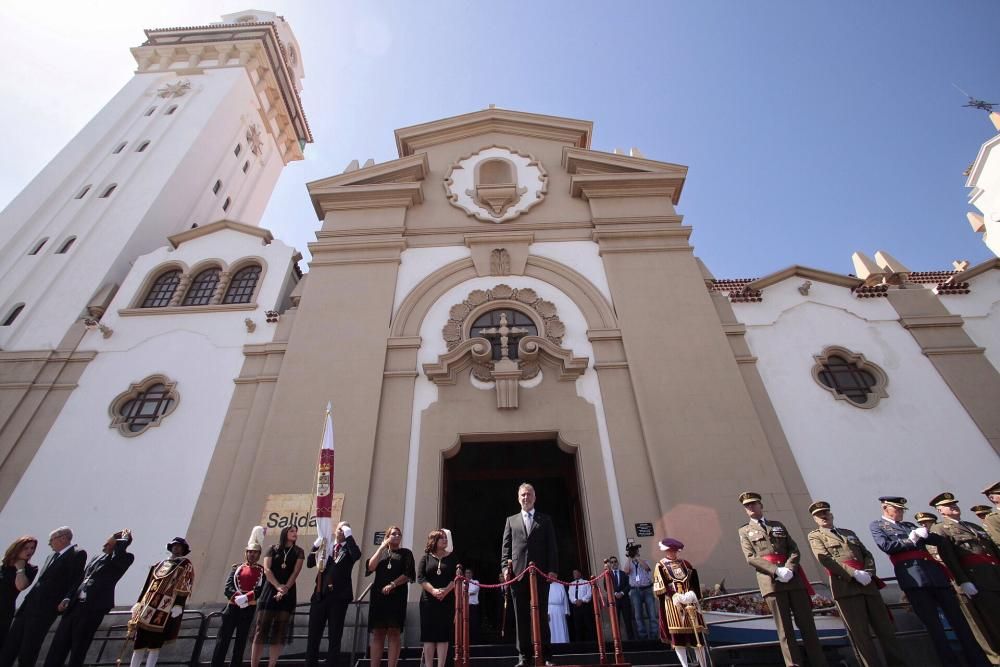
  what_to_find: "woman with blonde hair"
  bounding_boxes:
[366,525,415,667]
[0,536,38,649]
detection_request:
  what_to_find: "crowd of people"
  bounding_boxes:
[1,480,998,667]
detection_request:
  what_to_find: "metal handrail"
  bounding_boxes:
[348,582,375,667]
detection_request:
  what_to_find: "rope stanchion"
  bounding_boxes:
[529,564,543,666]
[454,572,465,667]
[603,570,625,665]
[591,580,607,665]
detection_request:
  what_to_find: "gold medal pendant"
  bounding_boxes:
[387,560,392,570]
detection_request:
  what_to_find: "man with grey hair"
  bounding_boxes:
[0,527,86,667]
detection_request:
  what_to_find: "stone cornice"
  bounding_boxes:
[395,108,592,157]
[307,155,429,218]
[570,173,685,204]
[562,147,688,199]
[133,23,310,163]
[118,303,257,317]
[168,219,274,248]
[745,265,864,291]
[309,183,424,217]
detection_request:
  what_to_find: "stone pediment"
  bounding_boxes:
[563,147,688,204]
[306,153,429,216]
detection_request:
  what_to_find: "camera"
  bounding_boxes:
[624,542,640,558]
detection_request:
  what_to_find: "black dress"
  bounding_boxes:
[254,545,304,645]
[417,552,457,643]
[0,563,37,648]
[366,548,415,630]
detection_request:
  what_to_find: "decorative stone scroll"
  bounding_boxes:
[444,146,548,223]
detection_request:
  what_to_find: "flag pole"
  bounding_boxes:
[313,401,335,574]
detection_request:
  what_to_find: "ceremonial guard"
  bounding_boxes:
[983,482,1000,549]
[736,491,827,667]
[869,496,988,667]
[652,538,708,667]
[211,527,266,667]
[127,537,195,667]
[305,520,361,667]
[928,492,1000,659]
[805,501,905,667]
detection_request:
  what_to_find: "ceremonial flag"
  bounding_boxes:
[314,402,335,562]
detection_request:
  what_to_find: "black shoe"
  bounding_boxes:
[513,661,528,667]
[544,662,555,666]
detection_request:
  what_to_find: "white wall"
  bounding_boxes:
[734,277,999,575]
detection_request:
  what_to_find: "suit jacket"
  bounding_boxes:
[69,538,133,612]
[738,518,805,596]
[869,518,953,590]
[807,526,878,599]
[307,535,361,602]
[501,510,558,576]
[607,568,630,596]
[18,546,87,619]
[931,518,1000,592]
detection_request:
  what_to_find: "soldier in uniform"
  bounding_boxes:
[127,537,195,667]
[929,492,1000,660]
[869,496,988,667]
[981,482,1000,549]
[211,527,266,667]
[972,506,994,523]
[737,491,828,667]
[806,501,905,667]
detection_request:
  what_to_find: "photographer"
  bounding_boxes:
[622,542,656,641]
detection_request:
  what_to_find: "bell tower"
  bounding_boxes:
[0,9,310,351]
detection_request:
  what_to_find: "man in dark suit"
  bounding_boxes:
[305,520,361,667]
[0,526,86,667]
[44,529,134,667]
[604,556,635,640]
[501,483,558,667]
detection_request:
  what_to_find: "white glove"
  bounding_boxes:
[671,592,684,607]
[170,605,183,618]
[914,526,929,539]
[907,530,921,544]
[341,525,352,538]
[234,594,249,608]
[960,582,979,597]
[130,603,142,616]
[853,570,872,586]
[682,591,699,604]
[775,567,794,583]
[313,537,324,549]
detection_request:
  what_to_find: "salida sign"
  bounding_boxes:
[260,493,344,536]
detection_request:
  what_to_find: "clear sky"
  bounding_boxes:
[1,1,998,278]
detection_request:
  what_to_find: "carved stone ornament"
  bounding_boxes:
[247,124,264,156]
[157,79,191,98]
[444,146,548,223]
[490,248,511,276]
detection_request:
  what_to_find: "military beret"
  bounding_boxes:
[982,482,1000,496]
[739,491,762,505]
[929,492,959,508]
[971,505,992,517]
[913,512,937,523]
[659,537,685,551]
[879,496,907,509]
[809,501,831,515]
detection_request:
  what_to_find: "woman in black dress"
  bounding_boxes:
[250,526,304,667]
[418,529,459,667]
[366,525,415,667]
[0,536,38,650]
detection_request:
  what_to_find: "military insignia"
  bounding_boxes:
[748,530,761,539]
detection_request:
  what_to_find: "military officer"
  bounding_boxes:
[929,492,1000,659]
[870,496,989,667]
[737,491,828,667]
[982,482,1000,549]
[973,506,994,522]
[806,501,905,667]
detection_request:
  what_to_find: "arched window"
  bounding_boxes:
[28,238,48,255]
[2,304,25,327]
[222,197,231,212]
[112,142,127,154]
[109,375,178,436]
[812,346,889,408]
[75,185,91,199]
[181,267,221,306]
[469,308,538,360]
[99,184,117,198]
[212,180,222,195]
[234,144,242,157]
[55,237,76,254]
[165,105,178,115]
[478,158,516,186]
[144,106,157,117]
[223,264,261,304]
[141,269,181,308]
[136,141,150,153]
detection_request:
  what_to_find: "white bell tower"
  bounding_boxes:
[0,10,310,351]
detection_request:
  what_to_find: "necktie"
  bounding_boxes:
[333,543,341,560]
[758,518,768,530]
[524,512,533,533]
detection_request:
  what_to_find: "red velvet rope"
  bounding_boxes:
[455,565,611,606]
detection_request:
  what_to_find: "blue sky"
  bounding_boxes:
[1,1,998,277]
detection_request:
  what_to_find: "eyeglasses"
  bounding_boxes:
[609,559,618,564]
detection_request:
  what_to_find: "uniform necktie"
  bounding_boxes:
[758,518,768,530]
[334,543,341,560]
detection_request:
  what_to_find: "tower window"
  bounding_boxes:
[144,106,157,117]
[2,304,25,326]
[136,141,150,153]
[212,180,222,195]
[165,105,178,115]
[28,238,48,255]
[75,185,91,199]
[99,184,117,198]
[56,237,77,254]
[222,197,231,212]
[141,270,181,308]
[242,161,250,174]
[223,265,261,304]
[112,142,127,154]
[234,144,242,157]
[181,268,221,306]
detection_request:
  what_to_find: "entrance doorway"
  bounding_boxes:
[442,439,588,642]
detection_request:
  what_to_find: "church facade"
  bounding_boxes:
[1,11,998,608]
